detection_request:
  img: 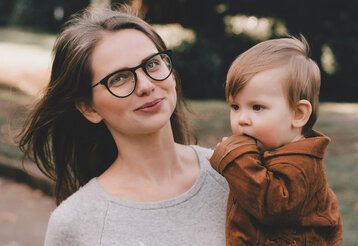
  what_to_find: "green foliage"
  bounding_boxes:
[1,0,90,32]
[0,0,16,25]
[174,35,256,99]
[2,0,358,101]
[145,0,358,101]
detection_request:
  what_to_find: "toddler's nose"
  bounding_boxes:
[238,113,251,126]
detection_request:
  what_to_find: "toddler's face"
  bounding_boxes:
[229,67,302,150]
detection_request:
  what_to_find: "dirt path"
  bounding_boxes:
[0,28,55,245]
[0,177,55,246]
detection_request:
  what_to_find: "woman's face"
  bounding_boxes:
[84,29,177,138]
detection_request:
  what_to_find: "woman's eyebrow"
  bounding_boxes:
[140,51,158,63]
[103,51,158,77]
[113,51,159,72]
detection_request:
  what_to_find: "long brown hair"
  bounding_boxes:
[18,6,193,205]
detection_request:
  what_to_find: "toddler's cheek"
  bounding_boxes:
[231,126,242,135]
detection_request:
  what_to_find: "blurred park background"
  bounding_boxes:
[0,0,357,245]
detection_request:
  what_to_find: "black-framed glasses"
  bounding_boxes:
[91,50,173,98]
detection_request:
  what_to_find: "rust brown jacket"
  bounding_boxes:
[210,131,342,245]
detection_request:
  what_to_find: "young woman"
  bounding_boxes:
[19,6,228,245]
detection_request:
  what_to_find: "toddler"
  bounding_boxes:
[210,36,342,245]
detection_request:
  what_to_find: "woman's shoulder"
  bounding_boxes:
[176,144,210,163]
[45,179,108,245]
[176,143,227,191]
[53,179,105,212]
[191,145,213,157]
[177,143,212,161]
[191,145,228,191]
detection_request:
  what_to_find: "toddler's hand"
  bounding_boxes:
[216,137,228,147]
[242,133,265,153]
[209,134,258,174]
[206,137,229,160]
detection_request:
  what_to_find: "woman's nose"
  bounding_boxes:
[135,69,155,96]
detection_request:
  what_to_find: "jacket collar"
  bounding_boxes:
[263,130,330,161]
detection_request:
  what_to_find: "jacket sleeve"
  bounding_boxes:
[210,135,309,225]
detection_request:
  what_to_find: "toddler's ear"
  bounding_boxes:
[75,100,103,124]
[292,99,312,128]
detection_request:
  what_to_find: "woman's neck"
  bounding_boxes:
[96,123,199,202]
[104,123,184,183]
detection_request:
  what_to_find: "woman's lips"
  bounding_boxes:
[134,98,163,112]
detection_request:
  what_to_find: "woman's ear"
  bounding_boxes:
[292,99,312,128]
[75,100,103,124]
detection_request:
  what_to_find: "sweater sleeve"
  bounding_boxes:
[44,205,79,246]
[210,135,309,225]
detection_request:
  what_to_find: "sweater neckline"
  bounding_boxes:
[89,145,207,210]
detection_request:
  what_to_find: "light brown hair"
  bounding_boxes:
[18,6,193,204]
[226,35,321,134]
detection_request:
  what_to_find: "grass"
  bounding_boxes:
[0,85,32,159]
[318,105,358,246]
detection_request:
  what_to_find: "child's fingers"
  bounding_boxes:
[211,136,230,154]
[217,137,228,146]
[214,137,229,148]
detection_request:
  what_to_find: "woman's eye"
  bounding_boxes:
[108,73,129,87]
[146,59,160,71]
[252,105,263,111]
[230,104,240,111]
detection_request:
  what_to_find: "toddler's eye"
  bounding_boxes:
[252,105,263,111]
[230,104,240,111]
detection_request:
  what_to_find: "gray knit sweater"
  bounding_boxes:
[44,146,229,246]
